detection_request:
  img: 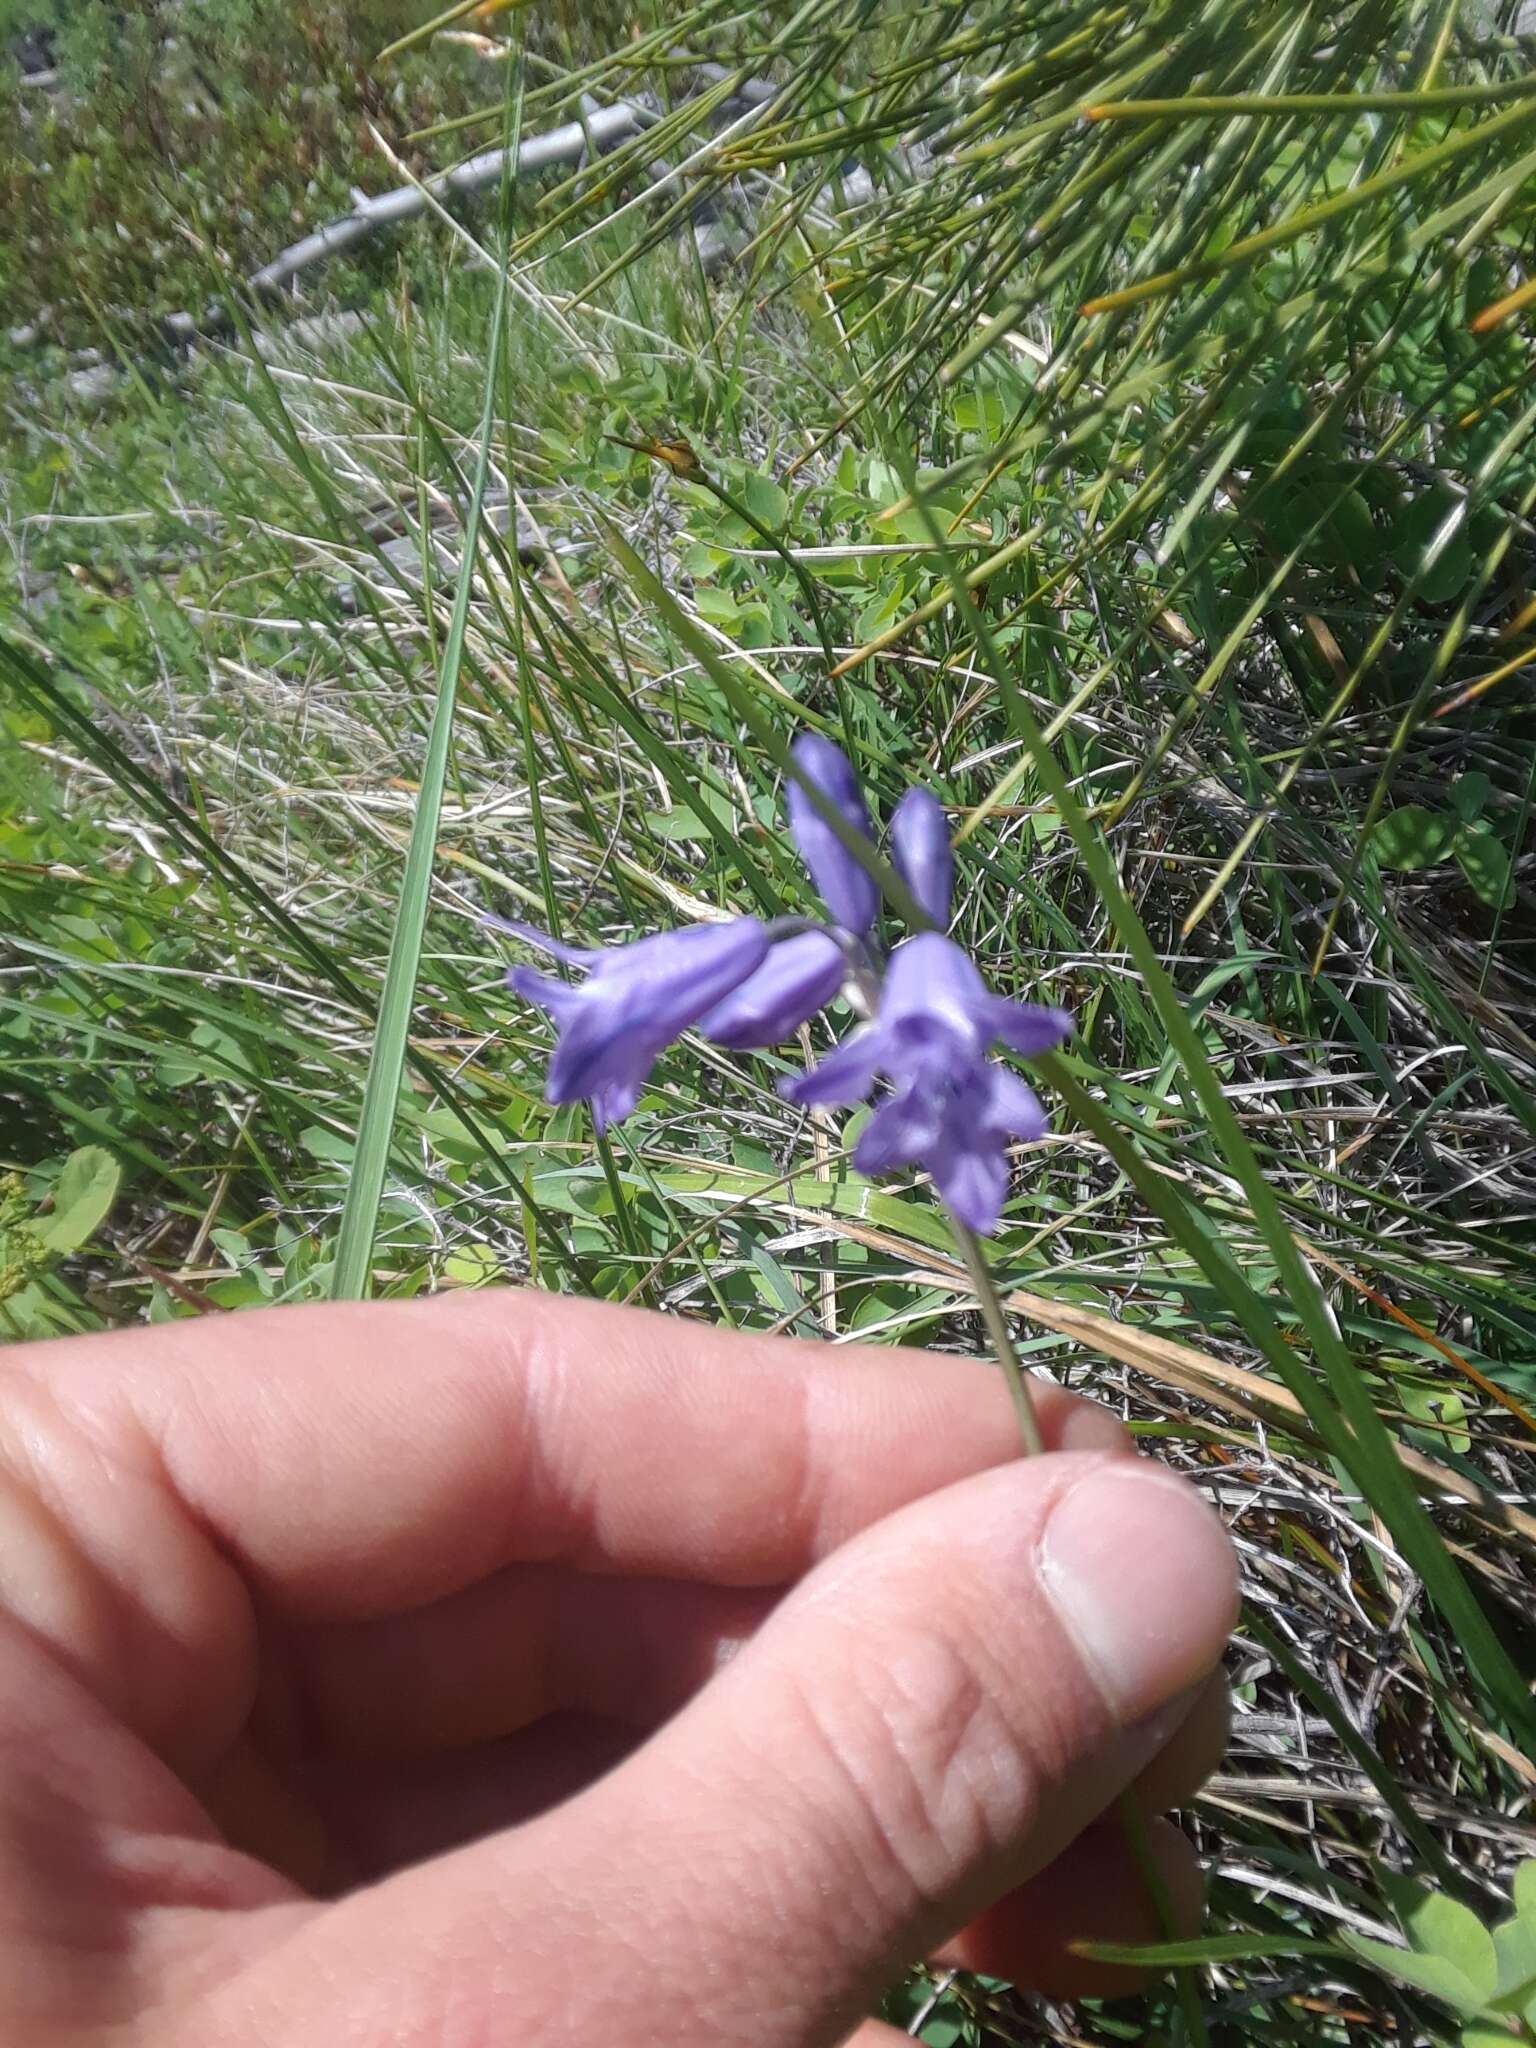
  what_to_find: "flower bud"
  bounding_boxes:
[890,786,953,926]
[785,733,878,934]
[698,930,846,1048]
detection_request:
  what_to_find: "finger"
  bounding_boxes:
[24,1290,1129,1621]
[274,1559,1222,1779]
[276,1579,1223,1778]
[287,1714,642,1889]
[0,1293,1126,1771]
[263,1672,1224,1901]
[206,1454,1235,2046]
[939,1815,1203,1999]
[280,1567,776,1760]
[1128,1670,1229,1817]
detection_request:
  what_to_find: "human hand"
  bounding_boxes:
[0,1291,1235,2045]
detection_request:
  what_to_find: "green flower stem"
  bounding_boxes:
[947,1207,1207,2044]
[947,1213,1044,1457]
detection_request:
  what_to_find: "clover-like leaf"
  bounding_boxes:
[1372,805,1457,871]
[34,1146,122,1258]
[1455,823,1516,909]
[1449,772,1492,825]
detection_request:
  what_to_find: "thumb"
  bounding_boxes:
[228,1453,1236,2048]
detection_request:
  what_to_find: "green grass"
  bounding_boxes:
[4,1,1536,2042]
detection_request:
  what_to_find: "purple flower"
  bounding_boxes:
[781,931,1071,1233]
[698,930,847,1049]
[507,918,768,1132]
[890,786,953,926]
[785,733,878,935]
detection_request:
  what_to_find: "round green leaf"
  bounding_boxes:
[738,470,789,530]
[1399,1888,1499,2005]
[1403,1383,1471,1454]
[1491,1914,1536,2011]
[1450,772,1492,825]
[1455,823,1516,909]
[1390,487,1473,604]
[1372,806,1457,871]
[35,1146,122,1257]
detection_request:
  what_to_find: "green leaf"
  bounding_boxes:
[1265,481,1378,566]
[1077,1934,1335,1968]
[1402,1383,1471,1453]
[1449,772,1492,824]
[35,1146,121,1256]
[443,1243,502,1287]
[1387,1880,1498,2004]
[1461,2027,1521,2048]
[330,83,521,1303]
[737,470,789,529]
[1455,823,1516,908]
[1514,1863,1536,1918]
[1491,1916,1536,2012]
[1341,1932,1485,2014]
[1372,806,1457,870]
[1390,487,1473,604]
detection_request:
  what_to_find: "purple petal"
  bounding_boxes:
[779,1026,884,1107]
[697,931,846,1049]
[880,932,991,1051]
[488,917,600,968]
[925,1126,1010,1235]
[980,1066,1047,1143]
[785,733,879,935]
[853,1087,942,1173]
[507,965,584,1021]
[589,919,771,1037]
[544,980,654,1106]
[890,786,953,926]
[590,1075,644,1134]
[987,999,1073,1057]
[510,918,770,1131]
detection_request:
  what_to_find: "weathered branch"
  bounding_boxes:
[245,101,648,296]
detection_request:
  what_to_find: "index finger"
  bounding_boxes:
[19,1290,1127,1621]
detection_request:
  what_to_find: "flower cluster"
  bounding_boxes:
[501,735,1072,1234]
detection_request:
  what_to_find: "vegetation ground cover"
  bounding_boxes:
[3,2,1535,2042]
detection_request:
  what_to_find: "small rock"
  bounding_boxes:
[249,308,367,360]
[65,363,122,407]
[8,307,52,350]
[334,496,555,614]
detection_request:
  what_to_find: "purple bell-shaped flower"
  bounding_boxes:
[507,918,769,1132]
[697,930,848,1049]
[781,930,1072,1232]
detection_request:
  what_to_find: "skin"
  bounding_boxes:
[0,1288,1238,2045]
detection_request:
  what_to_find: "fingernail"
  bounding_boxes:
[1039,1465,1237,1724]
[1056,1400,1135,1460]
